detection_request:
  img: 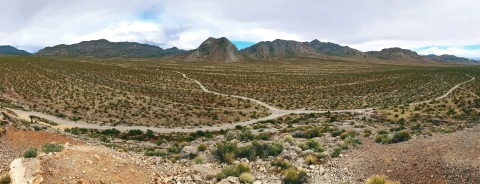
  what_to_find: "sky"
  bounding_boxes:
[1,0,479,58]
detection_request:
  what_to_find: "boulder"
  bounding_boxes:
[180,146,198,159]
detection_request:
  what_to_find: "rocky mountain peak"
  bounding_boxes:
[186,37,240,63]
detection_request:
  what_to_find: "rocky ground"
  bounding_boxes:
[338,126,480,184]
[2,108,480,184]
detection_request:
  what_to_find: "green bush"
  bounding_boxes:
[283,135,294,142]
[195,158,204,164]
[305,139,324,152]
[145,150,167,156]
[42,143,64,153]
[381,136,392,144]
[0,174,11,184]
[198,143,207,152]
[236,145,257,161]
[238,129,254,141]
[251,140,284,158]
[343,137,362,147]
[213,141,238,163]
[239,172,255,183]
[216,162,251,181]
[23,147,38,158]
[375,135,384,143]
[256,132,270,140]
[270,159,290,169]
[101,128,121,135]
[391,131,411,143]
[331,147,342,158]
[377,129,389,135]
[283,168,307,184]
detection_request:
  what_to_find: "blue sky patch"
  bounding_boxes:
[231,41,256,50]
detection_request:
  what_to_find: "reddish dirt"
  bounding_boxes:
[340,127,480,184]
[40,145,153,184]
[0,127,85,175]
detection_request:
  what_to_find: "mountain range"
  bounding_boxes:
[0,45,30,56]
[1,38,477,64]
[35,39,185,57]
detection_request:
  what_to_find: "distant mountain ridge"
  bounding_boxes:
[239,39,363,59]
[35,39,185,57]
[0,45,30,55]
[365,47,478,64]
[25,37,478,64]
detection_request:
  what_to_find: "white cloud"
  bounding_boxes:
[0,0,479,57]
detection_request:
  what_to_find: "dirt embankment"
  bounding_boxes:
[339,126,480,184]
[0,128,85,176]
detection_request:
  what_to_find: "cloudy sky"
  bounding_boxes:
[1,0,479,58]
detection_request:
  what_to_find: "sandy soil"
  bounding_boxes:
[339,126,480,184]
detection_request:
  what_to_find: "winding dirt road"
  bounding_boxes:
[6,73,475,133]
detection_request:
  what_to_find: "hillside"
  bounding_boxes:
[185,37,241,63]
[365,47,427,61]
[35,39,185,58]
[365,47,478,64]
[426,54,479,64]
[0,46,30,56]
[239,39,362,59]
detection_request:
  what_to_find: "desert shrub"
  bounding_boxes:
[381,136,392,144]
[331,129,345,137]
[340,131,356,140]
[127,129,143,136]
[270,159,290,169]
[100,136,110,143]
[331,147,342,158]
[365,174,399,184]
[305,154,317,165]
[23,147,38,158]
[195,158,204,164]
[389,125,405,132]
[0,174,11,184]
[391,131,411,143]
[214,141,238,163]
[375,135,384,143]
[216,162,251,181]
[305,139,324,152]
[377,129,389,135]
[226,132,236,141]
[101,128,121,135]
[256,132,270,140]
[42,143,64,153]
[236,145,256,161]
[239,172,255,183]
[238,129,254,141]
[306,127,322,138]
[297,143,307,151]
[283,168,307,184]
[252,140,284,158]
[343,137,362,147]
[283,135,294,142]
[410,123,422,131]
[145,150,167,156]
[198,143,207,152]
[33,125,41,131]
[292,131,306,138]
